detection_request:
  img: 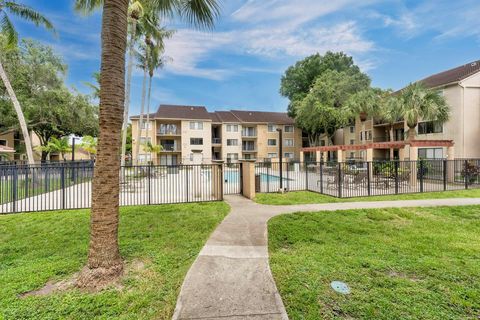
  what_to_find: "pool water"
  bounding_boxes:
[223,171,289,183]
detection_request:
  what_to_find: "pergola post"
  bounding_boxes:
[337,149,344,163]
[316,150,321,163]
[409,146,418,186]
[299,151,304,163]
[447,145,455,183]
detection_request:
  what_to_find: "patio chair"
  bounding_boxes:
[346,172,367,189]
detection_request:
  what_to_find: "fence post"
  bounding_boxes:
[185,165,189,202]
[337,163,342,198]
[419,161,424,193]
[267,163,270,193]
[320,161,324,194]
[25,167,29,199]
[443,160,447,191]
[464,159,469,190]
[394,161,399,195]
[12,166,18,213]
[61,166,66,210]
[239,163,243,194]
[367,162,371,196]
[148,164,152,205]
[305,161,308,190]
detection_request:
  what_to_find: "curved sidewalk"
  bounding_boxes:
[172,196,480,320]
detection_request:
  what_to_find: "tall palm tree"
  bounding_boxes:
[74,0,220,287]
[76,0,129,288]
[76,0,220,168]
[400,82,450,141]
[380,95,403,159]
[0,1,55,164]
[133,18,173,161]
[344,88,384,122]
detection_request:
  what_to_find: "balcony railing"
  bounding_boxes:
[242,132,257,138]
[212,137,222,144]
[242,146,256,152]
[373,136,405,143]
[161,144,179,152]
[157,129,180,135]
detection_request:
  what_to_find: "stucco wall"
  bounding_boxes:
[181,120,212,164]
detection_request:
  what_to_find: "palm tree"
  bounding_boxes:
[0,1,55,164]
[74,0,220,288]
[79,135,98,160]
[380,95,403,159]
[83,72,101,99]
[345,88,384,122]
[133,18,173,161]
[399,82,450,141]
[37,137,72,161]
[76,0,220,167]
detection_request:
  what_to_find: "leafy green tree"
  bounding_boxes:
[294,69,370,146]
[280,51,370,118]
[79,135,98,159]
[0,39,98,161]
[0,0,55,164]
[36,136,72,161]
[400,82,450,140]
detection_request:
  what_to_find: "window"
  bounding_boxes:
[190,138,203,145]
[284,139,294,147]
[227,153,239,160]
[360,132,363,141]
[137,154,151,163]
[268,124,276,132]
[418,148,443,159]
[350,139,355,145]
[243,141,255,151]
[368,131,372,141]
[0,140,6,146]
[350,126,354,133]
[267,153,277,158]
[284,152,294,159]
[320,140,326,146]
[139,137,151,144]
[268,139,277,146]
[189,121,203,130]
[418,121,443,134]
[226,124,238,132]
[350,152,355,158]
[242,127,256,137]
[284,125,294,133]
[227,139,238,146]
[159,123,177,135]
[244,154,251,160]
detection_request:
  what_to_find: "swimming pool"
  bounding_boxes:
[223,171,290,183]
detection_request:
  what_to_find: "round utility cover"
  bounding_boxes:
[330,281,350,294]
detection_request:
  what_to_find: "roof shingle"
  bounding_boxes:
[419,60,480,88]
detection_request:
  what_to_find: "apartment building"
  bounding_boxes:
[331,60,480,161]
[130,105,303,164]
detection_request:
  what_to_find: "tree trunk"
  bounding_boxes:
[76,0,129,290]
[120,18,137,167]
[408,125,416,141]
[0,59,35,165]
[133,59,148,164]
[146,75,153,161]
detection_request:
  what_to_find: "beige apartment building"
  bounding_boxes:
[131,105,304,164]
[325,60,480,161]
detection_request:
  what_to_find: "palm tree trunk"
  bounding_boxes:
[0,59,35,165]
[76,0,129,289]
[120,18,138,167]
[133,62,148,164]
[408,126,416,141]
[146,75,153,161]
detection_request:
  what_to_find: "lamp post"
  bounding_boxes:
[276,128,283,191]
[71,137,78,162]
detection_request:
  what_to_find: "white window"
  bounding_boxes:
[284,125,294,133]
[350,126,354,133]
[140,121,151,130]
[267,153,277,158]
[138,154,151,163]
[189,121,203,130]
[227,153,239,160]
[139,137,151,144]
[227,139,238,146]
[418,148,443,159]
[284,152,294,159]
[284,139,294,147]
[190,138,203,145]
[267,139,277,146]
[268,124,276,132]
[226,124,238,132]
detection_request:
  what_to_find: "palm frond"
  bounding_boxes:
[5,1,55,34]
[0,13,18,47]
[74,0,104,15]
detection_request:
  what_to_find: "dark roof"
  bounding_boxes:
[131,104,295,124]
[213,111,241,123]
[130,113,156,120]
[419,60,480,88]
[230,110,295,124]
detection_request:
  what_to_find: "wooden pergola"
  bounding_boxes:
[300,140,455,162]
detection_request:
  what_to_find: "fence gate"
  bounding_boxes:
[223,163,242,195]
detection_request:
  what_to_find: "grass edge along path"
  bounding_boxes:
[268,205,480,319]
[0,202,229,320]
[255,189,480,205]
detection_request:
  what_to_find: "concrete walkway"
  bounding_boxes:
[172,196,480,320]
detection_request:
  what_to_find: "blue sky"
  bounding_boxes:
[12,0,480,115]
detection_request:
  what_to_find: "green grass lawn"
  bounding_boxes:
[0,202,229,319]
[255,188,480,205]
[268,206,480,319]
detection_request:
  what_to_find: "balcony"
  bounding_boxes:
[242,145,257,152]
[373,136,405,143]
[157,130,180,136]
[242,133,257,138]
[160,144,180,152]
[212,137,222,145]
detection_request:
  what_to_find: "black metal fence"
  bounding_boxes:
[1,162,232,214]
[255,159,480,198]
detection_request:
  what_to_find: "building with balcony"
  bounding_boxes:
[131,104,303,164]
[303,60,480,162]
